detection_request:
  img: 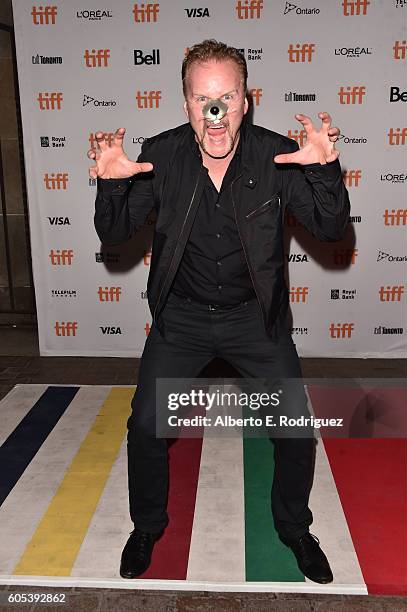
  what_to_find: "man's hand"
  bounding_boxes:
[87,127,153,179]
[274,112,340,166]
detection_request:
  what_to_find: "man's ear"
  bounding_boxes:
[243,95,249,115]
[183,100,189,118]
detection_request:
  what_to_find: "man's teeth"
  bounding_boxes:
[209,124,225,129]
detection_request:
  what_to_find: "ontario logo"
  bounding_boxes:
[283,2,320,14]
[377,250,407,263]
[83,94,117,107]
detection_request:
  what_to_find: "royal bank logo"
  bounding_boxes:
[40,136,66,148]
[83,94,117,107]
[238,48,264,61]
[337,133,367,144]
[32,54,62,64]
[334,46,372,58]
[380,172,407,184]
[285,91,316,102]
[284,2,320,15]
[331,289,357,300]
[76,9,113,20]
[95,251,120,263]
[377,250,407,263]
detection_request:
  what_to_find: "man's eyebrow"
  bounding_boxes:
[191,89,238,98]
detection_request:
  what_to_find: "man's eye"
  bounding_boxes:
[196,96,207,103]
[222,94,234,101]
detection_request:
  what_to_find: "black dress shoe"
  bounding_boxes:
[281,532,333,584]
[120,529,163,578]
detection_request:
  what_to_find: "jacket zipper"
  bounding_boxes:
[230,176,267,329]
[245,194,280,220]
[153,168,203,323]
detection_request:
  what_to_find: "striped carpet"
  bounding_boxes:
[0,384,405,594]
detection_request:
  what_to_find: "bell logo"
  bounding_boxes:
[288,43,316,62]
[54,321,78,337]
[338,86,366,104]
[43,173,68,190]
[287,129,307,147]
[133,2,159,22]
[393,40,407,60]
[89,132,114,148]
[37,92,63,110]
[84,49,110,68]
[98,287,122,302]
[236,0,264,19]
[31,5,57,24]
[329,323,354,338]
[289,287,309,303]
[383,209,407,226]
[342,0,370,16]
[49,249,74,265]
[379,285,405,302]
[343,170,362,186]
[388,127,407,145]
[249,88,262,106]
[333,248,358,265]
[136,90,161,109]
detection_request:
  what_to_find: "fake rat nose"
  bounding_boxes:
[203,98,228,123]
[210,106,220,116]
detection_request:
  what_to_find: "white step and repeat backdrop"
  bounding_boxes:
[12,0,407,357]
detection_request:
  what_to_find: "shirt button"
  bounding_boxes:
[215,203,221,208]
[216,233,221,238]
[217,285,222,290]
[217,261,222,266]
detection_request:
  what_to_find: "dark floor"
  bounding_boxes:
[0,325,406,611]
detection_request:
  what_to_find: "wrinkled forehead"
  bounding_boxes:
[184,59,243,98]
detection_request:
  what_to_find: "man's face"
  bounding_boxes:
[184,59,248,159]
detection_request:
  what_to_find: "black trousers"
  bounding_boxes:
[127,291,315,540]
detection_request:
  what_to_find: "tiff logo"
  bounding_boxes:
[236,0,264,19]
[379,285,405,302]
[49,249,74,265]
[98,286,122,302]
[136,90,161,108]
[43,173,68,190]
[249,88,262,106]
[342,0,370,15]
[54,321,78,337]
[288,43,315,62]
[338,86,366,104]
[329,322,355,338]
[84,49,110,68]
[37,92,63,110]
[333,248,358,265]
[287,129,307,147]
[383,209,407,226]
[393,40,407,60]
[289,286,309,303]
[133,2,159,22]
[388,127,407,145]
[145,322,151,335]
[89,132,114,148]
[343,169,362,186]
[31,5,57,24]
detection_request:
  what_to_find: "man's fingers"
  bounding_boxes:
[87,148,100,160]
[136,162,154,173]
[274,153,296,164]
[295,113,315,134]
[113,127,126,147]
[319,112,332,133]
[95,131,108,151]
[88,165,98,179]
[328,127,340,142]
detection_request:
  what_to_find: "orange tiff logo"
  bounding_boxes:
[31,5,57,24]
[84,49,110,68]
[287,129,307,147]
[49,249,74,265]
[388,128,407,145]
[43,173,68,190]
[288,43,315,63]
[383,209,407,226]
[338,86,366,104]
[329,323,354,338]
[342,0,370,15]
[236,0,263,19]
[343,170,362,187]
[136,90,161,108]
[289,287,309,303]
[249,88,262,106]
[89,133,114,148]
[54,321,78,337]
[145,322,151,336]
[379,285,405,302]
[333,249,358,265]
[37,92,63,110]
[393,40,407,60]
[98,286,122,302]
[133,2,159,22]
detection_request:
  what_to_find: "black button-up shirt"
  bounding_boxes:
[171,136,256,305]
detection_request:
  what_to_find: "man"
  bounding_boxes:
[89,40,350,584]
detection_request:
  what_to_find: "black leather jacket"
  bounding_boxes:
[94,120,350,336]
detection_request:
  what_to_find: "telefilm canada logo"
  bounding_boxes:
[83,94,117,107]
[283,2,320,15]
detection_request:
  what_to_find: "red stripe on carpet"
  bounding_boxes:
[309,384,407,595]
[141,437,203,579]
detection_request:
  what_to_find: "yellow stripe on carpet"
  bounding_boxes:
[13,387,133,576]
